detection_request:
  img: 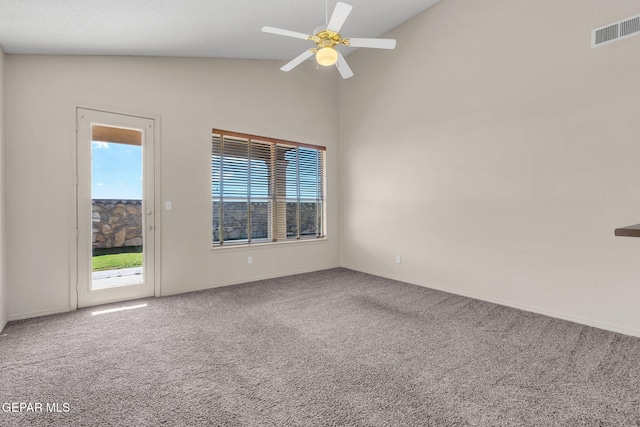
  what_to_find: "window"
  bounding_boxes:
[212,129,326,246]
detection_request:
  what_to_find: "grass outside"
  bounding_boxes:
[92,253,143,272]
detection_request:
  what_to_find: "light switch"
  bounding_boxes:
[166,201,172,210]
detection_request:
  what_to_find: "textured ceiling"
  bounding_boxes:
[0,0,441,60]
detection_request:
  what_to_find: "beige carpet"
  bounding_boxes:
[1,268,639,426]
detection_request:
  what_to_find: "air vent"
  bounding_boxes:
[592,14,640,47]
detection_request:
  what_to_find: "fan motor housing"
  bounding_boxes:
[310,29,350,48]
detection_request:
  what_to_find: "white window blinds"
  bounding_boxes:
[212,129,326,246]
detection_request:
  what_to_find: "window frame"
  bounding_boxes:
[212,129,327,248]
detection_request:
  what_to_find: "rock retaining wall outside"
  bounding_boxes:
[93,199,322,250]
[92,199,143,251]
[213,201,321,243]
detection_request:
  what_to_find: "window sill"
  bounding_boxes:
[210,237,329,252]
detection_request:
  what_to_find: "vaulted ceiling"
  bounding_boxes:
[0,0,442,60]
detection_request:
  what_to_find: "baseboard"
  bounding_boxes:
[345,266,640,338]
[8,307,72,322]
[0,318,7,333]
[160,264,342,297]
[5,266,343,322]
[440,285,640,338]
[463,291,640,338]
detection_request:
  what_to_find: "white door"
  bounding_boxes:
[76,108,156,308]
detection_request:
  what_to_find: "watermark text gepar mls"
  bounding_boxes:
[2,402,70,413]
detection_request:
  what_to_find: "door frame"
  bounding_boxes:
[72,106,161,309]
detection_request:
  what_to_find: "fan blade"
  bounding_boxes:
[281,50,315,72]
[347,38,396,49]
[336,51,354,79]
[327,2,353,33]
[262,26,311,40]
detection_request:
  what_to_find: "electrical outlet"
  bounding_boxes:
[395,256,401,264]
[248,256,253,265]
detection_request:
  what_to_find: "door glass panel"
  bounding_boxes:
[90,126,144,290]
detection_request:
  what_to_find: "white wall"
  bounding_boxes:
[339,0,640,336]
[0,45,6,331]
[5,56,340,319]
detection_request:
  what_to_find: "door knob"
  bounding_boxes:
[146,225,153,231]
[146,210,153,215]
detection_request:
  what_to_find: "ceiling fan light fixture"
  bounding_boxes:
[316,47,338,66]
[262,2,395,78]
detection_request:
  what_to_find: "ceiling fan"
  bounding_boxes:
[262,2,396,79]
